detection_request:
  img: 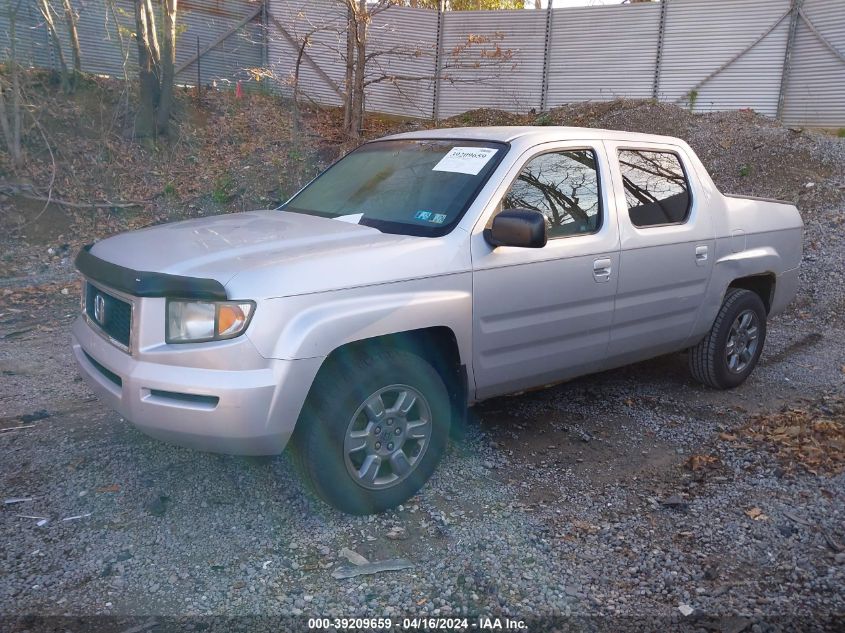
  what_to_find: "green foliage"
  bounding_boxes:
[211,173,234,203]
[534,112,553,126]
[837,128,845,138]
[163,182,177,198]
[687,89,699,111]
[739,164,751,178]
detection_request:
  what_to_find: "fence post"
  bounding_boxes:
[261,0,269,69]
[196,35,201,95]
[652,0,667,99]
[539,0,554,112]
[432,0,445,122]
[777,0,803,121]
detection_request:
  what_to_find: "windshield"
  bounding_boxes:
[281,139,508,236]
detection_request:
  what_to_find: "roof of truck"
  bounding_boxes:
[383,126,685,146]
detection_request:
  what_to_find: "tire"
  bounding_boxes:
[689,288,767,390]
[291,347,451,514]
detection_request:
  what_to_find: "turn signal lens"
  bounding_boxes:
[217,303,252,337]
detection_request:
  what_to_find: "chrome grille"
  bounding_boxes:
[85,283,132,348]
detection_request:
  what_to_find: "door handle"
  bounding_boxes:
[695,245,709,266]
[593,258,612,283]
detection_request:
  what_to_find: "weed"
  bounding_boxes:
[739,164,751,178]
[534,112,553,126]
[687,89,699,111]
[163,182,177,198]
[212,174,234,203]
[837,128,845,138]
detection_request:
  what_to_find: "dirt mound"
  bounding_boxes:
[0,71,324,278]
[441,99,845,205]
[3,78,844,323]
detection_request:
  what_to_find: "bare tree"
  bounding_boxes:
[134,0,160,136]
[0,0,23,168]
[36,0,71,92]
[61,0,82,76]
[133,0,178,137]
[338,0,397,139]
[349,0,369,137]
[105,0,133,123]
[343,4,355,133]
[268,1,516,140]
[157,0,178,133]
[272,0,387,140]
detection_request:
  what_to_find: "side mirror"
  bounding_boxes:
[484,208,548,249]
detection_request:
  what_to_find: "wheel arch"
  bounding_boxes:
[310,326,469,428]
[728,272,776,313]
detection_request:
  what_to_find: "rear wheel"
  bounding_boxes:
[291,347,451,514]
[689,288,767,389]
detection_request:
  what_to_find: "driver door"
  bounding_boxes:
[471,141,620,400]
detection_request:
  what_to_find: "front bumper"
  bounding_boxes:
[71,316,323,455]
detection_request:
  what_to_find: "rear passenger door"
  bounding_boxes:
[604,142,715,364]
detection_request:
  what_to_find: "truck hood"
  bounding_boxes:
[89,210,467,298]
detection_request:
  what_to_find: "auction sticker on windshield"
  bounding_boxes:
[432,147,498,175]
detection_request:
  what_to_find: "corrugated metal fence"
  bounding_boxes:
[1,0,843,127]
[0,0,265,88]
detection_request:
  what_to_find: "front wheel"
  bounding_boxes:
[291,347,451,514]
[689,288,767,389]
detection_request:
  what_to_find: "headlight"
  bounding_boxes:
[166,300,255,343]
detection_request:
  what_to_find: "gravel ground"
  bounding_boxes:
[1,301,843,632]
[1,104,844,632]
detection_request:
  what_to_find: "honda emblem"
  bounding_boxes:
[93,293,106,324]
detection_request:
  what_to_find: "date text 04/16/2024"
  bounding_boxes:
[307,617,527,630]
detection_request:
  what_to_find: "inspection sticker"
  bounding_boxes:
[414,211,449,224]
[432,147,498,175]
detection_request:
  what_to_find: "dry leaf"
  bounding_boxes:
[737,396,844,475]
[96,484,120,493]
[745,507,768,521]
[686,454,720,471]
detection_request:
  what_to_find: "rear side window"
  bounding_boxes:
[618,150,690,227]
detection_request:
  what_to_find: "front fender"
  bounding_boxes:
[246,274,474,367]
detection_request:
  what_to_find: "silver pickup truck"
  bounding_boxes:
[72,127,802,514]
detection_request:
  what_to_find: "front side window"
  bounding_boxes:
[282,139,507,237]
[502,149,601,239]
[618,149,691,227]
